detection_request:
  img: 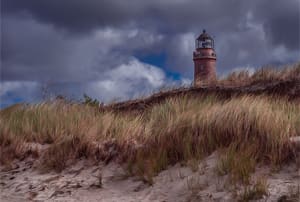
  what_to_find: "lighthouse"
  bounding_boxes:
[193,30,216,86]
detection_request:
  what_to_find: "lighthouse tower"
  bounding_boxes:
[193,30,216,86]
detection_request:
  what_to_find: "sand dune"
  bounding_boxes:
[1,151,299,202]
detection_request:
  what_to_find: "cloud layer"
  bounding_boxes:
[1,0,299,107]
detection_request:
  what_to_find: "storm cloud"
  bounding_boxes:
[1,0,299,107]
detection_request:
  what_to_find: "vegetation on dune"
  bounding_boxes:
[106,63,300,112]
[219,62,300,86]
[0,95,299,173]
[237,177,269,201]
[0,64,299,188]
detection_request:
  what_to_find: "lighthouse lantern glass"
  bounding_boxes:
[203,39,212,48]
[196,38,214,49]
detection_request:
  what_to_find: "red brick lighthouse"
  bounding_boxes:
[193,30,216,86]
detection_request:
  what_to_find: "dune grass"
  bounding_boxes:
[237,177,269,201]
[218,63,300,86]
[1,93,299,179]
[1,63,300,185]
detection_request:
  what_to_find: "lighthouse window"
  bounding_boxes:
[202,39,212,48]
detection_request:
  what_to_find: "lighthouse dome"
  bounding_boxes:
[195,29,214,49]
[197,29,212,41]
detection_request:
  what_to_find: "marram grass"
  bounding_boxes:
[1,94,299,177]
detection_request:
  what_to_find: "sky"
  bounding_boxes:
[1,0,300,108]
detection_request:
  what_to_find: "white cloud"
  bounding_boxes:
[268,45,300,63]
[180,78,192,86]
[220,65,256,79]
[0,81,41,107]
[166,32,195,76]
[0,81,39,97]
[1,57,190,107]
[85,58,166,102]
[107,59,165,87]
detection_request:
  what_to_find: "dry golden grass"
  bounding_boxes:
[0,64,299,180]
[104,63,300,113]
[1,94,299,174]
[219,63,300,87]
[216,146,256,184]
[237,177,269,201]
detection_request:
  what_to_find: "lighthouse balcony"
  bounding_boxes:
[193,51,216,59]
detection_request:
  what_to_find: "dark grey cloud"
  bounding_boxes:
[3,0,298,49]
[1,0,299,107]
[1,16,165,82]
[2,0,246,33]
[251,0,300,51]
[2,0,299,71]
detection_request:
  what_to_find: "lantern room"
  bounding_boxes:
[195,29,215,49]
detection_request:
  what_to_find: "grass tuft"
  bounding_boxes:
[216,146,256,184]
[237,178,269,201]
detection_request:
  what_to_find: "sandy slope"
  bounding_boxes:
[1,152,299,202]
